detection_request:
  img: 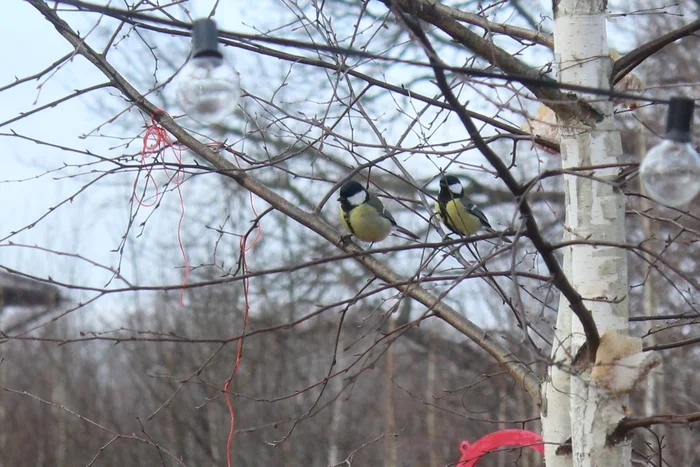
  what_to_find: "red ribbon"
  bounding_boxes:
[457,430,544,466]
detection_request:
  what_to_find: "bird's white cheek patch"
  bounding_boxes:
[449,183,462,196]
[347,191,366,207]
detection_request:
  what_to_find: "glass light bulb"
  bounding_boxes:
[640,139,700,207]
[176,55,241,124]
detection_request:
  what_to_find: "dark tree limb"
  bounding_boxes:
[383,2,601,359]
[608,412,700,445]
[388,0,604,125]
[644,335,700,352]
[426,1,553,48]
[44,0,562,153]
[613,19,700,84]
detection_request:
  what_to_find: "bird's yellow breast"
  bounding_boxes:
[340,204,392,242]
[436,199,482,236]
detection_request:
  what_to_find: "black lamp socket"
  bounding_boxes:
[191,18,222,59]
[665,97,695,143]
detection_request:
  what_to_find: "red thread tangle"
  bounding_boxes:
[457,430,544,466]
[223,191,261,467]
[132,111,190,305]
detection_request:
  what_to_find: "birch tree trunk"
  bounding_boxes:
[327,338,345,467]
[542,247,573,467]
[383,320,397,467]
[426,342,439,467]
[0,355,6,467]
[497,380,507,467]
[545,1,631,466]
[208,403,221,467]
[638,131,665,451]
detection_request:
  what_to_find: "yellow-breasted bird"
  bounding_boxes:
[436,175,511,242]
[338,180,419,243]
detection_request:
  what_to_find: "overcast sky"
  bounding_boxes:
[0,0,645,316]
[1,2,115,291]
[0,1,251,306]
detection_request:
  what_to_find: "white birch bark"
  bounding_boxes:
[497,380,507,467]
[327,340,344,467]
[542,280,573,467]
[426,343,439,467]
[638,131,665,448]
[208,403,221,467]
[383,320,397,467]
[550,1,630,466]
[53,375,67,466]
[0,357,6,467]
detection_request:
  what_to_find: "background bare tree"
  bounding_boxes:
[1,0,699,466]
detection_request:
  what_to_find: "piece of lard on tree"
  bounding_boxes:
[591,329,660,395]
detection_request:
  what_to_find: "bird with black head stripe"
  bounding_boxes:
[338,180,419,243]
[436,175,511,242]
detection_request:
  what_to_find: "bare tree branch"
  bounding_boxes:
[613,18,700,84]
[383,3,601,359]
[27,0,543,406]
[385,0,604,124]
[609,412,700,444]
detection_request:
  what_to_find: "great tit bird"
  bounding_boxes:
[436,175,511,242]
[338,180,419,242]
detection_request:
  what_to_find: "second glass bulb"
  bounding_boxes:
[640,139,700,207]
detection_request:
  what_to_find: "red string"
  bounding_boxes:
[132,111,190,306]
[136,115,261,462]
[223,191,261,467]
[457,430,544,466]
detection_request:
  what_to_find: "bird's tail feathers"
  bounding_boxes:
[394,225,421,241]
[484,226,513,243]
